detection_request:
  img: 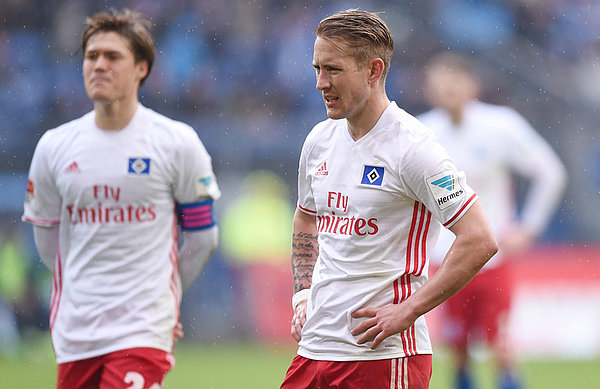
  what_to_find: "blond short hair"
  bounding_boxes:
[316,9,394,79]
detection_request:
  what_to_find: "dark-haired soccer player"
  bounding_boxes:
[23,9,220,388]
[419,51,566,389]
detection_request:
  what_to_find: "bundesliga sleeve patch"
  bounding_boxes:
[128,158,151,174]
[427,170,465,210]
[27,179,34,196]
[360,165,384,186]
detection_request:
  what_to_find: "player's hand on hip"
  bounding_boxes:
[173,321,184,343]
[351,304,413,349]
[291,300,307,342]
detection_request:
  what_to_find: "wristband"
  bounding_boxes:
[291,289,310,310]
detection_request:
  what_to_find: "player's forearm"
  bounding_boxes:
[291,209,318,293]
[521,155,567,235]
[405,202,498,320]
[178,227,219,291]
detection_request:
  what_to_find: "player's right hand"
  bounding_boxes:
[291,300,307,342]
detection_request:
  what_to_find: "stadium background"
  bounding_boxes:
[0,0,599,387]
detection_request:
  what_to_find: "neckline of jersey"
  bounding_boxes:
[91,103,143,135]
[342,101,398,147]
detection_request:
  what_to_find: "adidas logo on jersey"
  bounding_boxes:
[64,161,81,173]
[315,161,329,176]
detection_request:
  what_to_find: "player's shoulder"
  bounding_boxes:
[469,100,523,121]
[37,110,95,147]
[302,117,341,152]
[415,107,444,124]
[469,101,535,137]
[138,105,196,136]
[384,103,438,145]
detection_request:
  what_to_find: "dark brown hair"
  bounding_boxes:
[82,8,155,85]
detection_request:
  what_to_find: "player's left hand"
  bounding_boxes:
[174,321,184,343]
[351,304,415,349]
[291,300,307,342]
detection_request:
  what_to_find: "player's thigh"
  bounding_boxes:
[57,356,104,389]
[479,265,512,341]
[328,355,432,389]
[100,347,174,389]
[280,355,321,388]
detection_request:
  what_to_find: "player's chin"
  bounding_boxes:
[324,108,345,120]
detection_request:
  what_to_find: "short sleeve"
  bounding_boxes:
[296,135,317,215]
[400,130,477,228]
[172,126,221,204]
[23,133,62,226]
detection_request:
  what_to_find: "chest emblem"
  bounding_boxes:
[361,165,384,186]
[128,158,151,175]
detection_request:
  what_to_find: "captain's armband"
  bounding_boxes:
[177,199,216,231]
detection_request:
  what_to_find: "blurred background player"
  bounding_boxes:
[418,52,567,389]
[281,9,498,388]
[22,8,221,389]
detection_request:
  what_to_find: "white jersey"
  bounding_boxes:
[296,102,477,361]
[23,104,221,363]
[418,101,566,268]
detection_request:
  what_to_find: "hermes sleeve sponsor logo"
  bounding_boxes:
[65,184,156,224]
[314,161,329,176]
[317,191,379,236]
[427,170,465,210]
[128,158,151,174]
[360,165,384,186]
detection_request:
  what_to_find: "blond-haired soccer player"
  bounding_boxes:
[419,52,566,389]
[22,9,220,388]
[280,9,498,389]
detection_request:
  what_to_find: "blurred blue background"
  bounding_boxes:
[1,0,599,358]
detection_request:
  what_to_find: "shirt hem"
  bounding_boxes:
[297,347,433,362]
[54,342,172,364]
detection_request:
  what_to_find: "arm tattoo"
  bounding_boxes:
[291,231,318,293]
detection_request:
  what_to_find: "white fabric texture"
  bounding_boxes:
[295,102,477,361]
[23,104,220,363]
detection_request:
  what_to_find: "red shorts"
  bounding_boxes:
[57,347,174,389]
[443,263,513,350]
[280,354,432,389]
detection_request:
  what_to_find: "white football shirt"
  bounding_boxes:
[296,102,477,361]
[23,104,221,363]
[418,101,566,268]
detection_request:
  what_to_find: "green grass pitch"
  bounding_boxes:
[1,338,599,388]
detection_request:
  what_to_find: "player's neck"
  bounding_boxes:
[347,93,390,141]
[449,109,464,126]
[94,96,139,131]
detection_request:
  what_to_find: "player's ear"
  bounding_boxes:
[135,60,149,83]
[368,58,385,86]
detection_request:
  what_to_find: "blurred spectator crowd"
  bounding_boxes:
[1,0,600,346]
